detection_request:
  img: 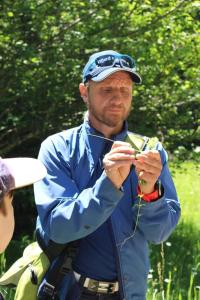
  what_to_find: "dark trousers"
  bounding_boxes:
[80,288,120,299]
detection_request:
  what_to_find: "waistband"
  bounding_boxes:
[74,271,119,294]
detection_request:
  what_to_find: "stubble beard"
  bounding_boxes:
[88,101,131,129]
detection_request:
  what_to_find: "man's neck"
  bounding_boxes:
[85,113,124,138]
[88,120,123,138]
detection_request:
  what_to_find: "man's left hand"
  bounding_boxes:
[133,150,162,194]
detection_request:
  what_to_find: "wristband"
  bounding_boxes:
[137,182,161,202]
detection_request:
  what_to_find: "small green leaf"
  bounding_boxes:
[7,12,14,17]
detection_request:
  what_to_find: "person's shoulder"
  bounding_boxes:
[40,125,82,151]
[43,126,80,143]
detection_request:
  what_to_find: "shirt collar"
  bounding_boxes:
[82,116,128,154]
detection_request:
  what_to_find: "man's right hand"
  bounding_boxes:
[103,141,136,189]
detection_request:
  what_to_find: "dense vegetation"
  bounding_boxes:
[0,0,199,298]
[1,0,199,157]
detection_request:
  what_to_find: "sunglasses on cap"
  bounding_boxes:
[95,54,135,68]
[84,53,136,83]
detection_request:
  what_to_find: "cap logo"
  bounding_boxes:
[83,51,142,84]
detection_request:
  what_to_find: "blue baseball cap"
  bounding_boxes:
[82,50,142,84]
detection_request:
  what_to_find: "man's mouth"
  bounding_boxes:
[107,107,123,113]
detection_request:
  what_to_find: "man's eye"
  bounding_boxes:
[121,89,130,95]
[103,88,112,93]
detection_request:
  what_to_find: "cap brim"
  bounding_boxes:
[91,67,142,84]
[2,158,47,189]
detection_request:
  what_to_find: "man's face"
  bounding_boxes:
[84,71,133,133]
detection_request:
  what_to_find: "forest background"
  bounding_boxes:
[0,0,199,299]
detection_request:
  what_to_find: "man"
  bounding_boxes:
[0,157,46,253]
[34,50,180,299]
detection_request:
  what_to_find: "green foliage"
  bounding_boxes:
[12,187,37,238]
[0,0,199,156]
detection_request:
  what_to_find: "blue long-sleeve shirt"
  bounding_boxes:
[34,119,180,300]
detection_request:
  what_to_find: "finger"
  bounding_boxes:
[104,152,136,163]
[136,150,161,162]
[110,146,136,155]
[108,148,136,157]
[133,158,161,171]
[135,164,162,183]
[111,141,142,155]
[136,169,158,184]
[134,160,162,174]
[134,153,161,170]
[104,159,134,170]
[112,141,132,149]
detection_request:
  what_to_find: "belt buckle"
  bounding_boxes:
[98,281,118,294]
[84,278,118,294]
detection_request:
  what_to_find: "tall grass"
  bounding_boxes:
[147,161,200,299]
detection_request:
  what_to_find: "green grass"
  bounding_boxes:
[147,160,200,300]
[171,161,200,226]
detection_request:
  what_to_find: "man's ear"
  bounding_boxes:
[79,83,88,104]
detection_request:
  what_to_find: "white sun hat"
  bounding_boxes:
[1,158,47,190]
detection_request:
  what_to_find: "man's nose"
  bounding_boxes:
[110,90,123,103]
